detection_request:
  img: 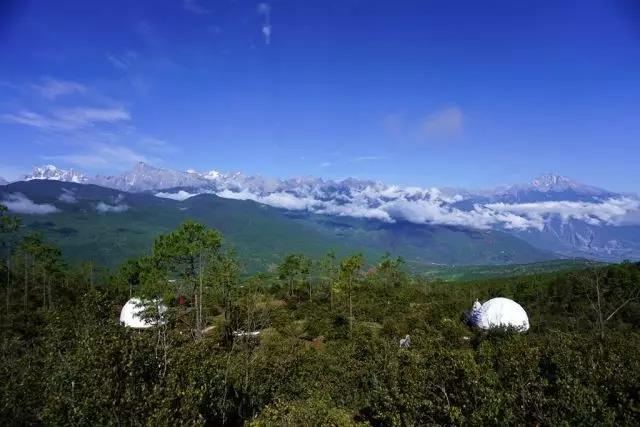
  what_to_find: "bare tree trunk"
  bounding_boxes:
[196,253,203,339]
[24,256,27,310]
[155,318,170,380]
[329,279,333,311]
[48,277,52,310]
[348,278,353,334]
[6,257,10,315]
[581,269,639,343]
[595,273,604,340]
[43,270,47,310]
[223,271,229,342]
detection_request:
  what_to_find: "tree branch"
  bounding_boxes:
[605,291,640,323]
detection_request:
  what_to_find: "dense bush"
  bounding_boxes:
[1,218,639,425]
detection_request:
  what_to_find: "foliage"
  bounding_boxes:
[1,219,639,426]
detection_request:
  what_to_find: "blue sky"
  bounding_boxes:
[1,0,639,192]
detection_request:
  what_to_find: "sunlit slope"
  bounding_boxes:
[1,180,555,270]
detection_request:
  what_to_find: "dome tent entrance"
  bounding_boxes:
[468,297,530,332]
[119,298,167,329]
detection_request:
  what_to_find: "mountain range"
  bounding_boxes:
[2,163,639,265]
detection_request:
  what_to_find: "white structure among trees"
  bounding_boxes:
[119,298,167,329]
[468,297,530,331]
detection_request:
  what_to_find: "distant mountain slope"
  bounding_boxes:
[483,173,616,202]
[450,174,640,261]
[18,164,640,262]
[421,259,602,281]
[0,180,554,271]
[511,218,640,261]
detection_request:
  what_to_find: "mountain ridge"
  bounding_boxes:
[21,163,619,198]
[0,179,556,270]
[10,163,640,262]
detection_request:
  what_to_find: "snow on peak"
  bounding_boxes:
[532,173,576,191]
[203,170,221,180]
[531,173,606,195]
[132,161,155,172]
[26,165,87,184]
[19,163,639,237]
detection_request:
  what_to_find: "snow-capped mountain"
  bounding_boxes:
[531,173,603,193]
[473,173,615,204]
[25,165,88,184]
[91,162,208,192]
[0,177,7,185]
[202,169,222,180]
[18,163,640,261]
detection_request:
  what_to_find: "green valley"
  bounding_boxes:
[1,180,555,272]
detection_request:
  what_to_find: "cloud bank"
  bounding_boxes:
[484,198,640,229]
[96,196,129,213]
[155,190,200,201]
[206,183,640,231]
[2,193,59,214]
[58,188,78,203]
[148,168,640,231]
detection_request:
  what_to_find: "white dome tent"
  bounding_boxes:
[119,298,167,329]
[468,297,530,332]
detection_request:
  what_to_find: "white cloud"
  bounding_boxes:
[257,3,272,45]
[58,107,131,127]
[2,77,173,172]
[107,50,139,70]
[183,0,211,15]
[1,106,130,131]
[138,136,177,153]
[155,190,200,201]
[31,79,86,99]
[209,177,640,232]
[320,162,332,168]
[262,24,272,45]
[354,155,386,162]
[2,193,59,214]
[1,110,56,129]
[216,188,317,211]
[423,106,463,139]
[58,188,78,203]
[96,201,129,213]
[485,198,640,229]
[216,189,259,202]
[383,107,464,142]
[45,143,149,168]
[261,192,317,210]
[316,201,392,222]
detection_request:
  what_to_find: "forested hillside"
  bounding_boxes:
[1,205,639,425]
[0,180,554,271]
